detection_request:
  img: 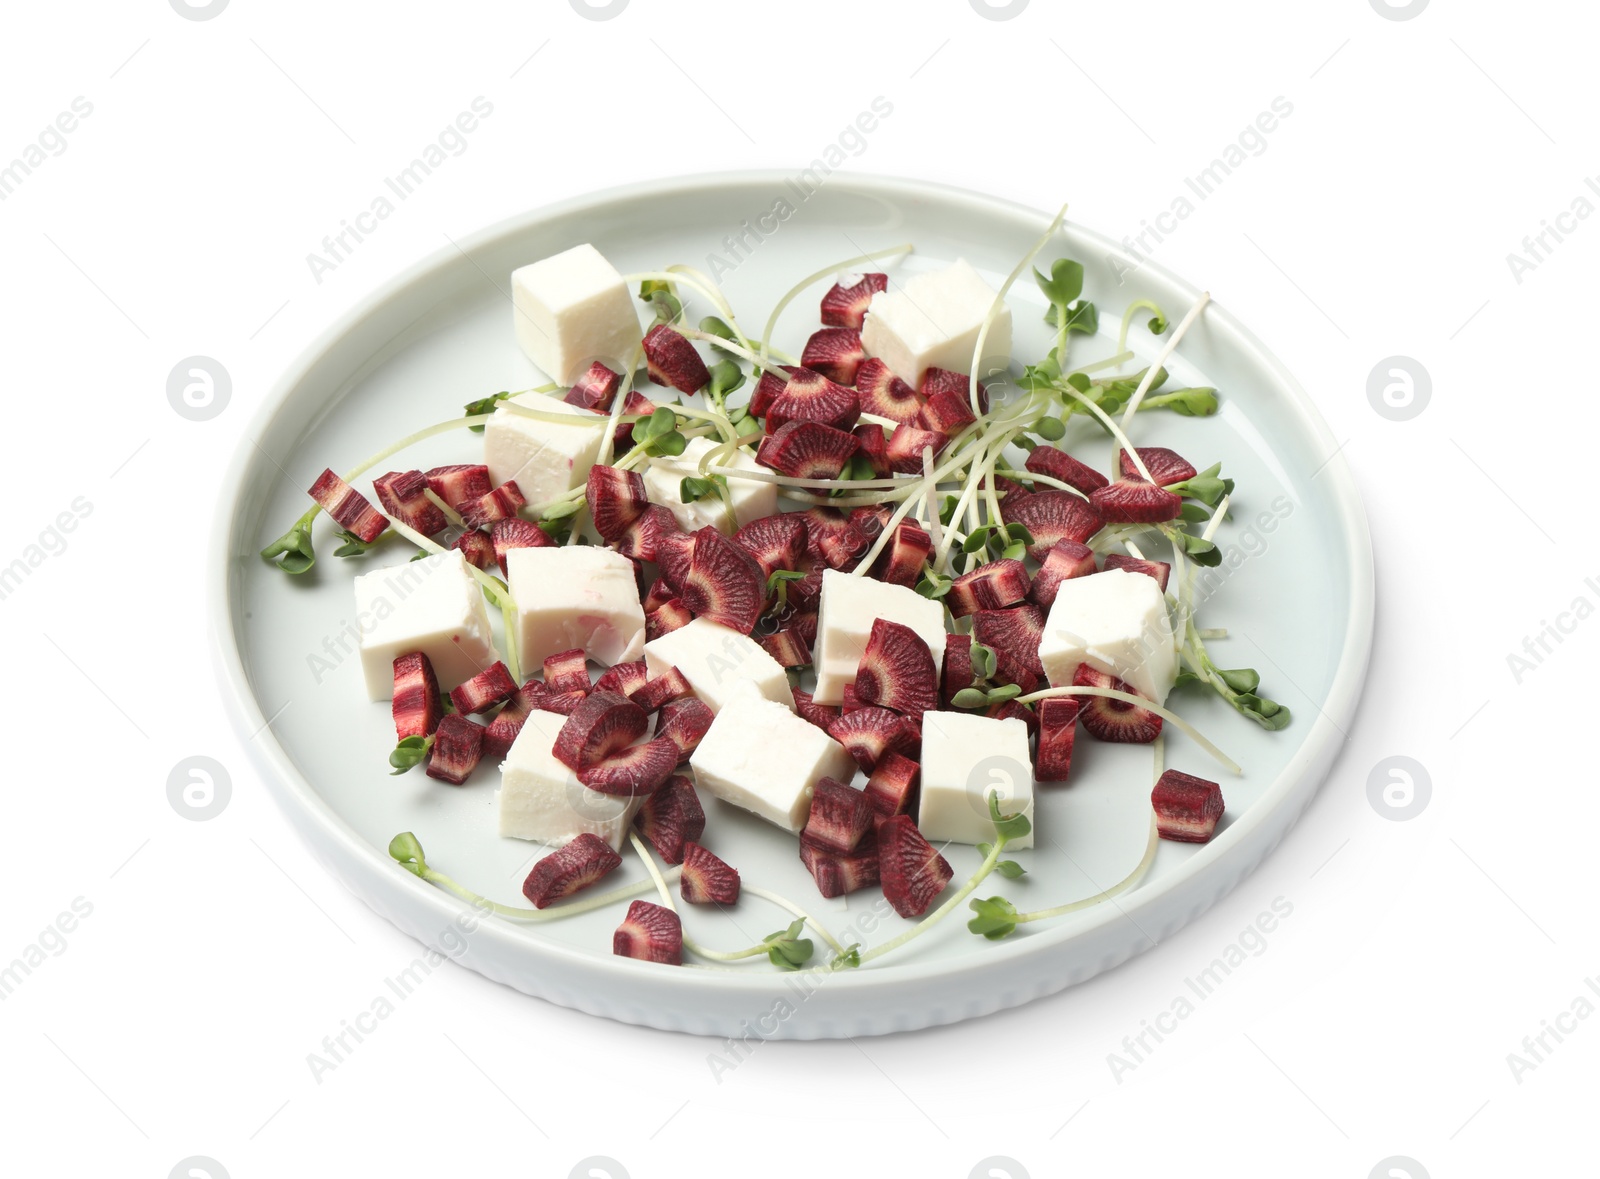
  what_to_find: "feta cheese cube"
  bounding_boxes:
[1038,568,1177,705]
[354,550,497,701]
[483,393,609,509]
[505,546,646,672]
[511,243,642,384]
[917,711,1034,848]
[811,569,948,705]
[497,710,644,847]
[859,259,1013,387]
[641,436,777,534]
[643,617,793,713]
[690,690,857,832]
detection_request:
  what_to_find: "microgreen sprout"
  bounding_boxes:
[638,278,682,324]
[679,474,725,504]
[1165,462,1235,507]
[389,735,432,774]
[462,390,511,430]
[762,918,815,970]
[849,791,1031,967]
[333,529,384,559]
[261,506,319,574]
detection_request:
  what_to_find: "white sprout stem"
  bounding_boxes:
[1118,292,1211,425]
[855,424,999,574]
[678,326,794,375]
[627,836,792,965]
[1013,815,1160,924]
[1014,686,1241,774]
[596,343,646,467]
[498,400,644,428]
[665,264,763,350]
[1117,299,1168,354]
[707,465,916,493]
[968,202,1068,415]
[337,393,558,484]
[1199,628,1228,640]
[1071,350,1136,378]
[759,243,915,364]
[422,863,682,922]
[422,489,466,530]
[741,884,849,956]
[1058,383,1156,484]
[922,446,943,553]
[990,467,1089,501]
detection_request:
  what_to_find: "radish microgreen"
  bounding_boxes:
[462,391,511,430]
[261,507,319,574]
[389,734,432,774]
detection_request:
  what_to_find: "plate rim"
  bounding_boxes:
[209,170,1374,1015]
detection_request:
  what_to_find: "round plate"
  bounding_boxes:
[211,173,1373,1038]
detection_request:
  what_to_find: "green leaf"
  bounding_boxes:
[652,430,687,457]
[1173,669,1201,689]
[994,859,1027,880]
[963,526,995,554]
[1064,371,1092,394]
[1003,523,1034,546]
[1139,387,1219,417]
[915,572,952,600]
[1001,541,1026,561]
[389,735,432,775]
[1033,258,1084,309]
[967,896,1019,940]
[1180,534,1222,567]
[844,454,879,483]
[1046,300,1099,336]
[1033,415,1066,442]
[1235,692,1292,730]
[388,832,427,875]
[679,475,723,504]
[833,944,862,969]
[1217,667,1261,693]
[985,683,1022,704]
[699,315,735,341]
[260,514,317,575]
[939,495,961,526]
[638,279,681,324]
[1148,313,1169,334]
[463,390,511,430]
[707,359,745,402]
[971,643,997,680]
[951,688,990,710]
[988,791,1032,841]
[333,529,378,559]
[1178,502,1211,524]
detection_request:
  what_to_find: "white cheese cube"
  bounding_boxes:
[505,546,646,672]
[1038,568,1177,705]
[917,712,1034,848]
[860,259,1013,387]
[497,710,644,848]
[641,436,777,534]
[643,617,793,713]
[483,393,608,509]
[811,569,948,705]
[690,690,857,832]
[511,243,642,384]
[354,550,497,701]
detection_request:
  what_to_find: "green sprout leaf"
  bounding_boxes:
[388,832,428,876]
[389,735,432,775]
[951,687,989,710]
[707,359,745,402]
[1046,299,1099,336]
[1178,532,1222,567]
[916,571,953,600]
[763,918,815,970]
[984,683,1022,705]
[1034,258,1084,309]
[680,475,723,504]
[463,391,511,431]
[1178,502,1212,524]
[988,790,1032,841]
[333,529,379,559]
[638,279,681,324]
[1149,313,1170,334]
[1217,667,1261,694]
[260,511,317,575]
[994,860,1027,880]
[1033,415,1066,442]
[833,944,862,969]
[971,643,997,680]
[699,315,735,342]
[1139,387,1219,417]
[967,896,1020,940]
[652,430,687,456]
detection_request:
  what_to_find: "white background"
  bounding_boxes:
[1,1,1587,1176]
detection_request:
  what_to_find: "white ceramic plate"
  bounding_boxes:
[212,173,1372,1038]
